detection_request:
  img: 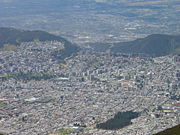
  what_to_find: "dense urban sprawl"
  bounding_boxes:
[0,42,180,135]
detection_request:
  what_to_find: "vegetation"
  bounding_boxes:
[111,34,180,57]
[0,73,57,81]
[49,128,73,135]
[154,124,180,135]
[0,44,18,51]
[96,111,139,130]
[0,101,7,107]
[0,27,79,60]
[54,42,79,60]
[91,34,180,57]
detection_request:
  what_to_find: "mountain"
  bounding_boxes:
[90,34,180,57]
[111,34,180,57]
[154,124,180,135]
[0,27,79,59]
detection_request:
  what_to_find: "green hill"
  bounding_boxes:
[154,124,180,135]
[0,27,79,59]
[90,34,180,57]
[111,34,180,57]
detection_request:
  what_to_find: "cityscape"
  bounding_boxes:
[0,41,179,134]
[0,0,180,135]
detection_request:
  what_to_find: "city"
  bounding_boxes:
[0,41,179,135]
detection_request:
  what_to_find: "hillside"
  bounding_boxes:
[0,27,79,59]
[111,34,180,57]
[154,124,180,135]
[90,34,180,57]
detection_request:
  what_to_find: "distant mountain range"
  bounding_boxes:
[154,124,180,135]
[90,34,180,57]
[0,27,79,60]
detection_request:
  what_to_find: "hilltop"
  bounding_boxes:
[0,27,79,59]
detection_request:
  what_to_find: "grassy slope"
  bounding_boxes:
[111,34,180,57]
[90,34,180,57]
[154,124,180,135]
